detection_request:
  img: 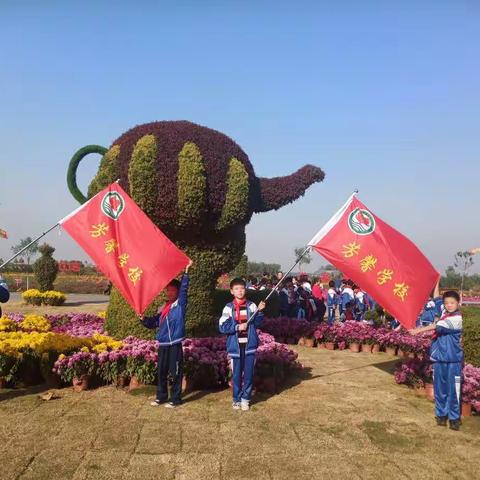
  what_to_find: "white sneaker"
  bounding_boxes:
[240,399,250,411]
[150,400,162,407]
[164,402,178,409]
[232,402,241,410]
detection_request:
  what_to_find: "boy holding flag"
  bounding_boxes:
[219,278,265,411]
[140,260,193,408]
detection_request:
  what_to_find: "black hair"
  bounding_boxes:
[167,279,181,289]
[230,277,247,289]
[329,280,336,288]
[442,290,460,302]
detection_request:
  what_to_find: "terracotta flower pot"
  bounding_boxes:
[425,383,434,402]
[182,377,193,393]
[461,403,472,417]
[115,375,129,388]
[304,338,315,348]
[413,386,426,397]
[361,343,372,353]
[0,377,7,389]
[371,344,381,354]
[45,373,61,389]
[297,337,306,346]
[128,375,144,391]
[349,342,360,353]
[325,342,335,351]
[385,346,397,356]
[72,375,90,392]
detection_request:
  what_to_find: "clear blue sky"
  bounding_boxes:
[0,1,479,273]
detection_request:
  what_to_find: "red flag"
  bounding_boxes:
[0,229,8,239]
[308,193,439,329]
[59,183,190,314]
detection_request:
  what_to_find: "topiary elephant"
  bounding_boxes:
[67,120,324,338]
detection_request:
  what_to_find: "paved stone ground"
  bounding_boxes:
[5,293,108,315]
[1,347,478,480]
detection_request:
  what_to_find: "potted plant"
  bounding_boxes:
[462,363,480,417]
[53,351,98,392]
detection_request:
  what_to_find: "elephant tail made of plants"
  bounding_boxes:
[67,145,108,204]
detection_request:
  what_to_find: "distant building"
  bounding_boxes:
[58,260,82,273]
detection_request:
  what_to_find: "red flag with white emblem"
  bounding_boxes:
[308,193,439,329]
[59,183,190,314]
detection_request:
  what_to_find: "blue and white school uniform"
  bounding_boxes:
[430,309,463,421]
[327,288,337,325]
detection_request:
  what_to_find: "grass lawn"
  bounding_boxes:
[1,346,479,480]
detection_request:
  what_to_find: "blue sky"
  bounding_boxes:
[0,1,479,273]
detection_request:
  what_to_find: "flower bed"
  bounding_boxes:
[394,358,480,412]
[261,317,318,342]
[1,313,302,394]
[22,289,66,306]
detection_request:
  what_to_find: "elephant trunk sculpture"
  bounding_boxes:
[67,120,324,338]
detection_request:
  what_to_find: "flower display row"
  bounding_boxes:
[22,289,66,306]
[394,358,480,413]
[0,313,302,394]
[261,318,432,356]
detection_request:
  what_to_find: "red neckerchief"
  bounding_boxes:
[160,302,173,321]
[233,298,247,324]
[433,309,460,340]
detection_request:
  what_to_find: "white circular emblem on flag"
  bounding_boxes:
[348,208,375,235]
[101,191,125,220]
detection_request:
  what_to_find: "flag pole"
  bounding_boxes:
[0,223,59,270]
[246,245,312,324]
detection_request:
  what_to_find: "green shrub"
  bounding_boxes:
[32,244,59,291]
[105,287,280,340]
[463,306,480,367]
[87,145,120,197]
[217,158,249,229]
[177,142,207,227]
[128,134,158,221]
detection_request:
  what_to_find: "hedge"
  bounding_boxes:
[105,287,280,341]
[464,306,480,367]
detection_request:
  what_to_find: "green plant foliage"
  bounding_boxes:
[463,306,480,367]
[128,135,158,220]
[231,254,248,278]
[106,285,280,341]
[217,158,249,229]
[177,142,207,227]
[67,145,108,204]
[32,244,59,292]
[105,287,164,340]
[87,145,120,198]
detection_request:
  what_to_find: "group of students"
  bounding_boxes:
[276,274,374,324]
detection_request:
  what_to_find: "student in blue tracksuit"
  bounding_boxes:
[140,260,192,408]
[411,289,463,431]
[219,278,265,411]
[326,280,337,325]
[0,275,10,316]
